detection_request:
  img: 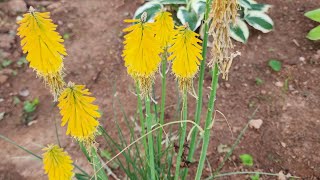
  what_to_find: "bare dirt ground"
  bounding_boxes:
[0,0,319,179]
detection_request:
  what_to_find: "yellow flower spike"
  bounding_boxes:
[153,11,175,48]
[58,82,100,143]
[17,7,67,76]
[168,25,203,92]
[43,144,74,180]
[122,12,163,97]
[209,0,239,80]
[17,7,67,99]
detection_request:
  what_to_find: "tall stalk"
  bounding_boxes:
[157,52,167,162]
[145,96,156,179]
[174,91,188,180]
[136,85,148,157]
[183,0,213,178]
[195,64,219,180]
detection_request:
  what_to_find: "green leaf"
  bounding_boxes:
[177,7,201,31]
[63,33,70,40]
[307,25,320,41]
[268,59,282,72]
[305,8,320,23]
[134,1,163,22]
[23,98,39,113]
[75,173,90,180]
[17,57,28,66]
[244,10,274,33]
[91,147,109,180]
[100,149,119,169]
[156,0,187,4]
[250,3,271,12]
[1,59,12,67]
[250,173,260,180]
[239,154,254,166]
[238,0,252,9]
[255,77,263,85]
[230,17,249,43]
[191,0,206,17]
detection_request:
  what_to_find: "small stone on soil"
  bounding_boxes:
[0,75,9,84]
[249,119,263,129]
[275,81,284,87]
[19,89,30,97]
[299,56,305,63]
[0,112,5,121]
[280,142,287,148]
[27,120,38,126]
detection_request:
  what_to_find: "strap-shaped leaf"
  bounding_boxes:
[177,7,201,31]
[230,17,249,43]
[17,11,66,76]
[244,10,274,33]
[307,25,320,41]
[305,8,320,23]
[134,1,163,22]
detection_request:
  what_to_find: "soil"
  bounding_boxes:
[0,0,319,179]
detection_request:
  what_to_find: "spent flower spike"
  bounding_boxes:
[17,6,67,100]
[209,0,239,80]
[168,24,203,92]
[122,12,163,97]
[43,144,74,180]
[58,82,100,144]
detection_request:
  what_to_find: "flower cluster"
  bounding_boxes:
[17,8,102,179]
[123,11,203,94]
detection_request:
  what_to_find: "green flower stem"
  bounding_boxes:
[158,52,167,161]
[183,0,213,178]
[195,64,219,180]
[145,96,156,179]
[174,91,188,180]
[136,85,148,156]
[91,147,109,180]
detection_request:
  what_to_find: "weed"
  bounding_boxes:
[1,59,12,68]
[239,153,254,166]
[255,77,264,85]
[268,59,282,72]
[23,98,39,113]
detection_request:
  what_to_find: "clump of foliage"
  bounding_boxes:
[22,98,39,125]
[305,8,320,40]
[135,0,274,43]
